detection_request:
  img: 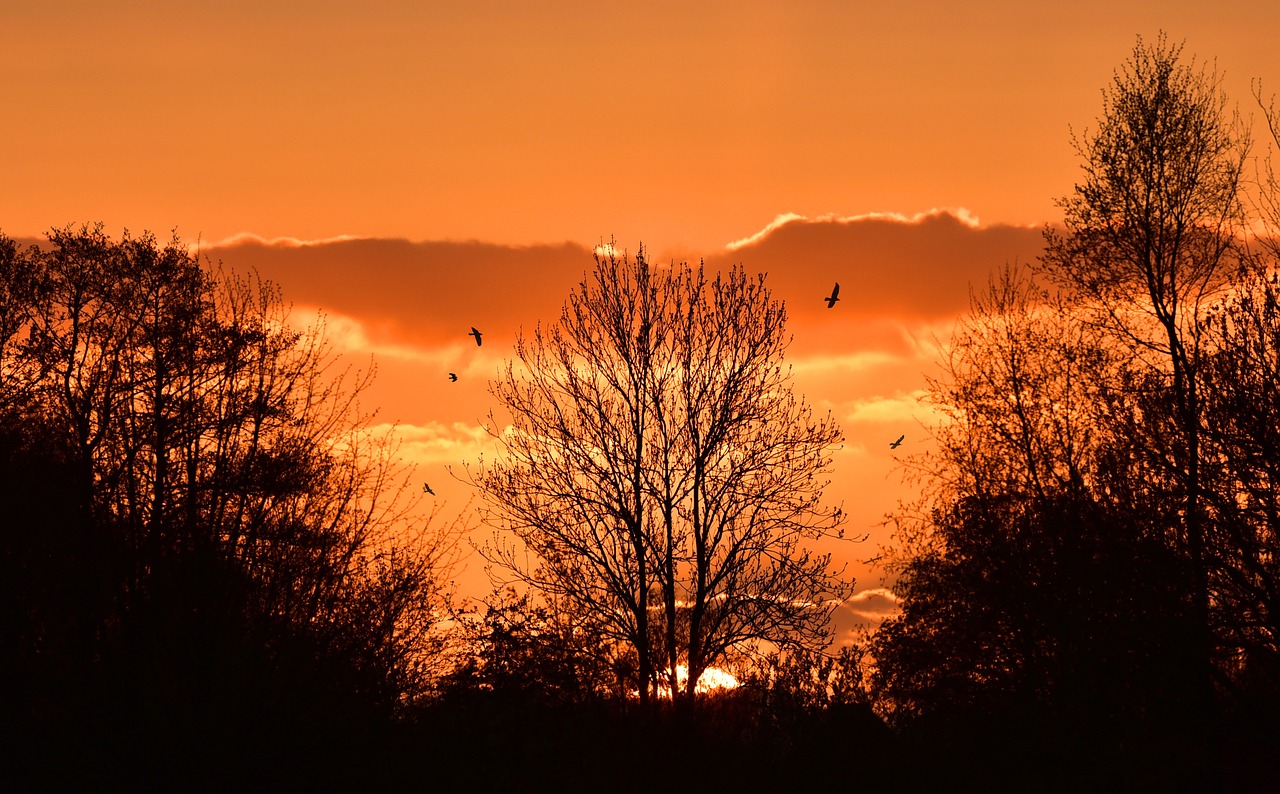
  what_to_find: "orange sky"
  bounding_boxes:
[5,1,1279,641]
[5,2,1278,249]
[186,213,1045,640]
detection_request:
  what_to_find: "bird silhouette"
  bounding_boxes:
[448,372,458,382]
[423,483,435,495]
[469,327,483,346]
[889,434,905,449]
[825,283,841,308]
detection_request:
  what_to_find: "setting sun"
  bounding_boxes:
[651,666,741,698]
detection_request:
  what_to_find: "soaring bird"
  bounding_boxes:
[889,434,905,449]
[825,283,841,308]
[423,483,435,495]
[469,327,483,346]
[448,372,458,382]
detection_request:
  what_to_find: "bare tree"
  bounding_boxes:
[467,246,849,705]
[1252,82,1280,261]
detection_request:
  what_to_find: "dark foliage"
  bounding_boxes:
[0,226,451,788]
[417,667,895,792]
[868,34,1280,793]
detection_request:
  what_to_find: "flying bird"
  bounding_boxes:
[469,327,483,346]
[448,372,458,382]
[889,434,905,449]
[825,283,841,308]
[423,483,435,495]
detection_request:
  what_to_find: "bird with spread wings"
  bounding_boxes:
[825,282,841,308]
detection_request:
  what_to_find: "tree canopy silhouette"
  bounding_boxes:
[0,225,459,785]
[1042,33,1250,725]
[466,245,850,705]
[869,34,1280,790]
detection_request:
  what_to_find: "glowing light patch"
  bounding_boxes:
[206,231,366,249]
[842,391,932,425]
[724,207,986,251]
[369,421,494,467]
[651,665,740,698]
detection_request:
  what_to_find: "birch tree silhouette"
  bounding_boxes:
[868,36,1280,789]
[1041,33,1251,725]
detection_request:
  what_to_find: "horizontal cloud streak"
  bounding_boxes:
[204,232,369,249]
[725,207,988,251]
[204,210,1041,360]
[373,421,495,468]
[174,213,1034,605]
[208,237,595,352]
[841,390,938,426]
[706,209,1046,333]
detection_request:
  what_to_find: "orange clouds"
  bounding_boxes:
[707,209,1046,326]
[208,210,1044,360]
[208,238,595,351]
[195,210,1040,603]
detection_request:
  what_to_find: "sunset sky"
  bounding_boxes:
[5,1,1279,641]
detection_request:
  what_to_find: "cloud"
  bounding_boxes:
[725,212,809,251]
[373,420,496,467]
[725,207,988,251]
[207,237,595,350]
[201,211,1041,366]
[790,350,901,377]
[837,586,903,625]
[707,208,1047,330]
[848,586,901,606]
[203,232,368,249]
[841,390,937,426]
[294,304,440,364]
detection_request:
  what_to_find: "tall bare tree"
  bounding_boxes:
[468,246,849,705]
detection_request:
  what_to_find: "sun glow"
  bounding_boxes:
[652,665,741,698]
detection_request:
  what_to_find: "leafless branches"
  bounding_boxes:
[466,245,850,704]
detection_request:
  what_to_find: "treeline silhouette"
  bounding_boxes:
[0,226,457,788]
[870,35,1280,792]
[6,34,1280,793]
[0,225,893,791]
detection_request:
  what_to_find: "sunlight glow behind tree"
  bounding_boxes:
[466,245,851,706]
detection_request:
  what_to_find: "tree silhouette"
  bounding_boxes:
[1198,268,1280,704]
[466,245,850,705]
[0,225,459,785]
[869,266,1211,788]
[1041,33,1251,724]
[869,36,1280,788]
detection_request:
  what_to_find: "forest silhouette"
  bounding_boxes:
[5,34,1280,792]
